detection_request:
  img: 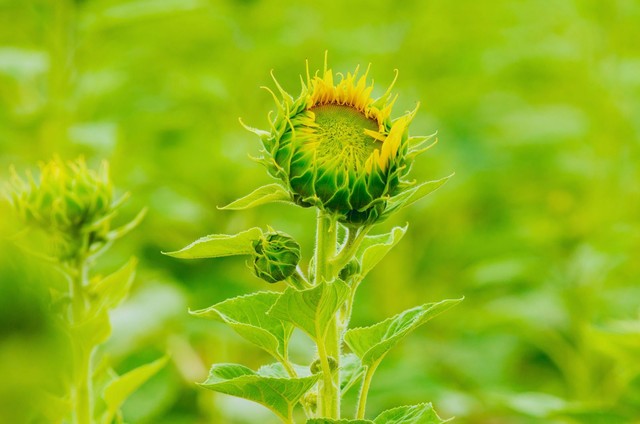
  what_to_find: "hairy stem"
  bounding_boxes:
[314,211,340,418]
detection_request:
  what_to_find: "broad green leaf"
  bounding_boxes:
[258,362,310,378]
[200,363,320,421]
[382,175,453,219]
[340,353,364,394]
[102,356,168,424]
[90,257,137,314]
[268,279,350,340]
[190,291,293,359]
[219,183,292,210]
[163,227,262,259]
[357,226,407,280]
[344,298,463,367]
[373,403,448,424]
[308,419,373,424]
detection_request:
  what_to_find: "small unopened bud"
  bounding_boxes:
[302,390,317,414]
[338,259,361,281]
[252,231,301,284]
[310,356,338,374]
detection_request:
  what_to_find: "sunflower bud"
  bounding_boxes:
[252,231,301,284]
[8,158,114,260]
[249,54,425,226]
[338,259,361,282]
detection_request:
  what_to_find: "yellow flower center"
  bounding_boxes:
[311,104,382,170]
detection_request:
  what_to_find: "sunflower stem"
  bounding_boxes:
[314,211,340,419]
[68,254,93,424]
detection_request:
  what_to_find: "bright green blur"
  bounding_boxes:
[1,0,639,423]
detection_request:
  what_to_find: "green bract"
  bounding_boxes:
[245,56,438,226]
[252,231,301,283]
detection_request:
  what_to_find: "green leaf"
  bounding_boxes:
[218,183,293,210]
[190,291,293,360]
[340,353,364,395]
[102,356,168,424]
[163,227,262,259]
[107,207,148,241]
[73,310,112,348]
[90,257,138,314]
[200,363,320,421]
[373,403,449,424]
[257,362,311,378]
[268,280,350,340]
[38,391,72,423]
[357,225,407,280]
[307,419,373,424]
[383,175,453,219]
[344,298,463,367]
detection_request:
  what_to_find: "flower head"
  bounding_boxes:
[8,158,115,260]
[247,54,431,226]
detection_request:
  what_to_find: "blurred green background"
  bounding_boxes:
[1,0,639,423]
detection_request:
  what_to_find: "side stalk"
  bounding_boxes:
[355,361,380,419]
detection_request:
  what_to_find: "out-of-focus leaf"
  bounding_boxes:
[344,298,463,367]
[107,207,147,241]
[257,362,310,378]
[357,225,407,280]
[102,356,168,424]
[340,353,364,394]
[307,419,373,424]
[190,291,293,359]
[90,258,137,314]
[373,403,449,423]
[199,363,319,421]
[163,227,262,259]
[73,311,111,348]
[219,183,293,210]
[39,391,72,423]
[268,280,350,340]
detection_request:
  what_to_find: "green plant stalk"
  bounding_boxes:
[355,360,381,419]
[314,212,340,419]
[69,255,93,424]
[330,225,370,273]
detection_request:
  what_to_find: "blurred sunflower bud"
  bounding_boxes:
[8,158,115,260]
[247,54,429,226]
[252,231,301,284]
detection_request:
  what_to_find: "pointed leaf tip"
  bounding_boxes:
[345,298,463,367]
[218,183,293,210]
[164,227,263,259]
[373,403,450,424]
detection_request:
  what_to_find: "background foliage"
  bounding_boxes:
[1,0,639,423]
